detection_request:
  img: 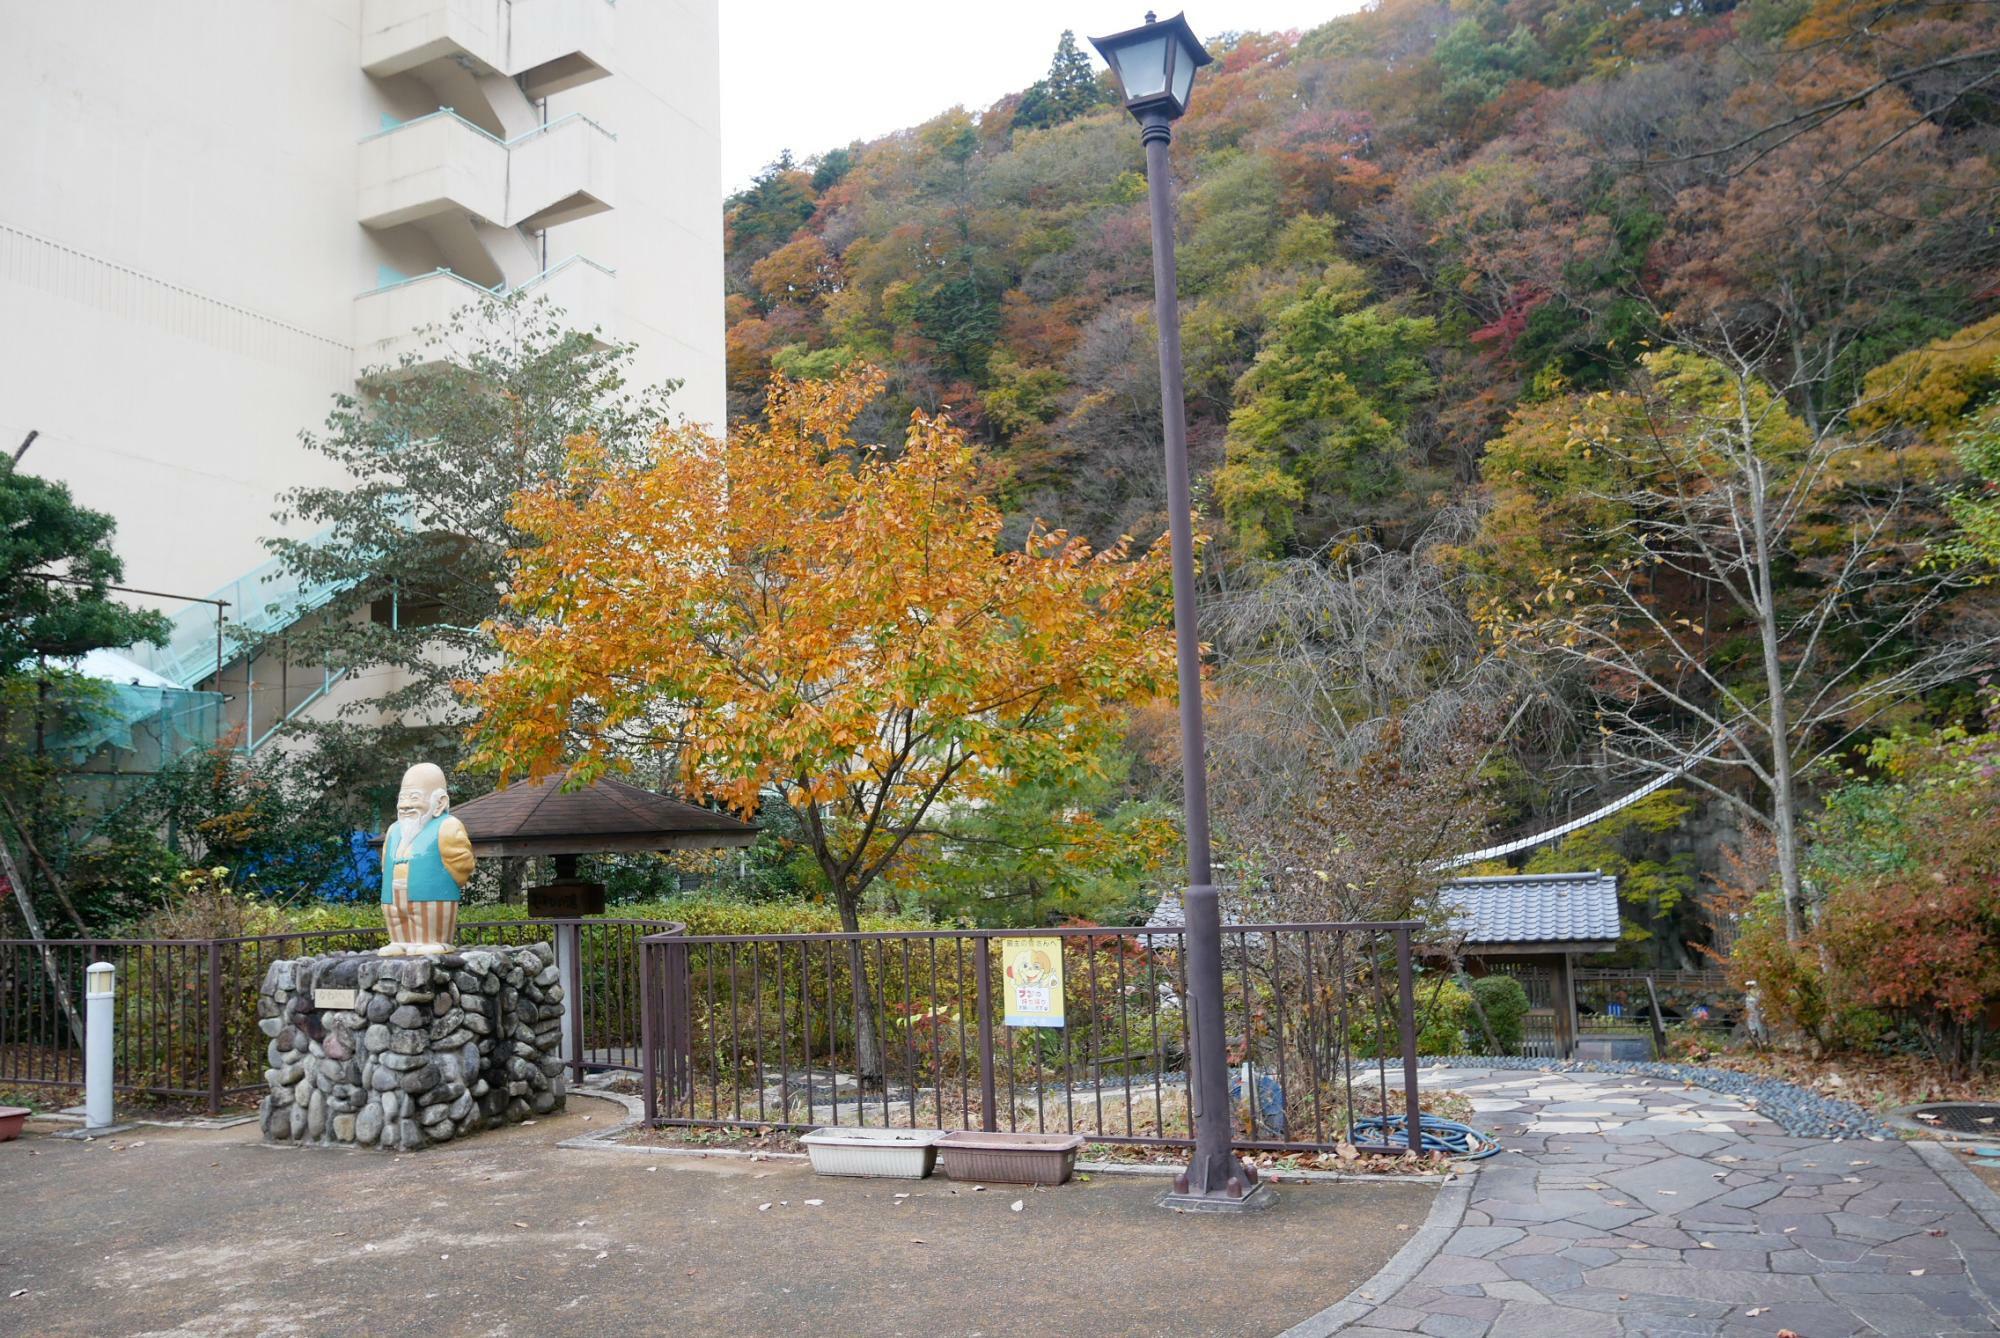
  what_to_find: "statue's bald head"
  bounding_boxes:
[396,763,451,822]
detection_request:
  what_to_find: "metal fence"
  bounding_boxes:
[0,918,679,1113]
[640,922,1425,1156]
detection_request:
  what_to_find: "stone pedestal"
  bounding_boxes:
[258,943,566,1151]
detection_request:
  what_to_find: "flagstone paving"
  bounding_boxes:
[1344,1066,2000,1336]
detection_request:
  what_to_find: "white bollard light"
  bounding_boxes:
[85,961,115,1130]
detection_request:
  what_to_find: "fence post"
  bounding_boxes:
[974,935,997,1132]
[556,920,583,1083]
[206,939,224,1116]
[640,937,658,1124]
[1396,927,1420,1156]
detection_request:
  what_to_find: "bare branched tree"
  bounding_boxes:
[1202,512,1550,925]
[1487,338,2000,941]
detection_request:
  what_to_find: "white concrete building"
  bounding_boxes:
[0,0,723,746]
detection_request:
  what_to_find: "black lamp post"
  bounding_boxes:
[1091,11,1273,1213]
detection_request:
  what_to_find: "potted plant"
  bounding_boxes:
[800,1125,947,1178]
[935,1130,1085,1185]
[0,1106,30,1141]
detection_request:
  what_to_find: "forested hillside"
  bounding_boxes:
[725,1,1997,552]
[721,0,2000,958]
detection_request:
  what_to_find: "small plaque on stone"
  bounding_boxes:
[313,987,358,1011]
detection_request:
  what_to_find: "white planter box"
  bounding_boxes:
[800,1126,946,1179]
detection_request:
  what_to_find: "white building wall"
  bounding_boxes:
[0,0,723,614]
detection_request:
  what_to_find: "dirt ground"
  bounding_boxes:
[0,1093,1434,1337]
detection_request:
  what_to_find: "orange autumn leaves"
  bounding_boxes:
[463,367,1178,833]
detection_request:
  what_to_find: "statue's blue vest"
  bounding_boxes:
[381,815,460,904]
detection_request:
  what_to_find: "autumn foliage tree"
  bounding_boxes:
[466,367,1177,1078]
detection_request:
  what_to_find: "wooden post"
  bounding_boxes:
[1555,953,1580,1058]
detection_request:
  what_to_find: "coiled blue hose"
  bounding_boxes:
[1350,1113,1503,1160]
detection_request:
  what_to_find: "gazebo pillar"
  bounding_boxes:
[1555,952,1580,1058]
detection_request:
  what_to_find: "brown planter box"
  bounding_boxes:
[0,1106,29,1142]
[936,1131,1084,1185]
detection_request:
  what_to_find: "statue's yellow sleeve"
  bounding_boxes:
[437,815,476,887]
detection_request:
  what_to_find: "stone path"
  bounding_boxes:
[1344,1066,2000,1337]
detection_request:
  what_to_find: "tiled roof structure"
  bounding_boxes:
[1443,871,1620,945]
[1145,871,1620,946]
[423,769,758,856]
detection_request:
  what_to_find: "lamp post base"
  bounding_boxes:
[1157,1153,1279,1212]
[1158,1181,1279,1213]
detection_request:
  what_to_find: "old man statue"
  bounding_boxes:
[379,762,475,956]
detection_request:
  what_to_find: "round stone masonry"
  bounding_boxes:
[258,942,566,1152]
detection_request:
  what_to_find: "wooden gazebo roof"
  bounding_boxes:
[446,771,758,857]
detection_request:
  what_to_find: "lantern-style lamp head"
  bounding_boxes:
[1090,11,1212,122]
[86,961,115,998]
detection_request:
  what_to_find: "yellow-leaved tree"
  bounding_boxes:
[464,367,1178,1078]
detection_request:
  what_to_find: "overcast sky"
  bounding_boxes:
[718,1,1371,191]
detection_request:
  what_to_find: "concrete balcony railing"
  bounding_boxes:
[360,0,613,97]
[352,255,617,376]
[358,110,615,232]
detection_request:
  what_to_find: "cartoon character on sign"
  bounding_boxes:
[1002,938,1065,1028]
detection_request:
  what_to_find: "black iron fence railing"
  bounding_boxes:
[640,922,1426,1156]
[0,918,681,1113]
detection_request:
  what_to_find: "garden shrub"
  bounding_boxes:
[1352,974,1469,1057]
[1730,717,2000,1077]
[1726,892,1838,1051]
[1458,973,1529,1054]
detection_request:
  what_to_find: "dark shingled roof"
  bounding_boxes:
[1443,871,1620,947]
[446,770,758,857]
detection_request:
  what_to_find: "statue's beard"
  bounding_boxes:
[397,814,425,845]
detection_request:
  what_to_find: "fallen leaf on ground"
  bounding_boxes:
[511,1222,528,1229]
[1746,1307,1769,1317]
[804,1199,823,1207]
[758,1204,771,1212]
[1010,1200,1024,1212]
[8,1290,25,1300]
[1911,1269,1926,1277]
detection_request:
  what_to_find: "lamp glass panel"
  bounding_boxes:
[1171,43,1197,107]
[1112,34,1171,99]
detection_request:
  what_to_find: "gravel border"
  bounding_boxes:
[1418,1054,1894,1139]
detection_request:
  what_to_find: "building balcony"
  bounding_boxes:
[352,255,617,376]
[360,0,613,97]
[358,110,615,233]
